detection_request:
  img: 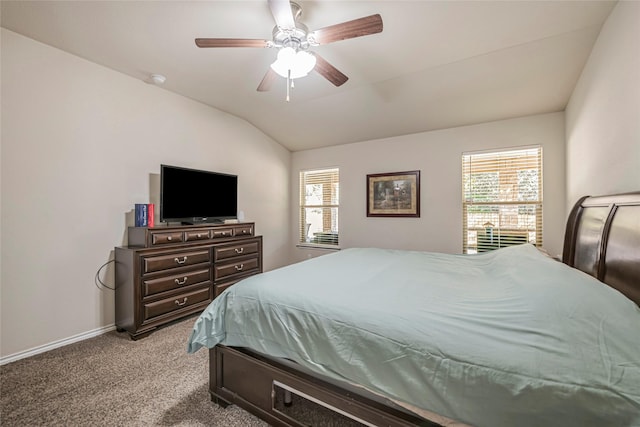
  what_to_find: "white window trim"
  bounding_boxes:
[462,145,543,254]
[299,167,340,249]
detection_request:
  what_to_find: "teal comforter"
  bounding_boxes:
[187,245,640,426]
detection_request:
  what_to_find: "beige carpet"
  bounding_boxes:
[1,316,269,426]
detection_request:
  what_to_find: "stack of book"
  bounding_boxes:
[135,203,155,227]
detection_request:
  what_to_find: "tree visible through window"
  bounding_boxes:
[299,168,339,246]
[462,147,542,254]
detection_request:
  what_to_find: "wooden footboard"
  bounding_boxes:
[209,345,440,427]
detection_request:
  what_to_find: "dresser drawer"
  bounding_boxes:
[142,268,211,297]
[150,231,184,245]
[143,287,211,322]
[234,224,254,237]
[143,249,211,274]
[211,227,234,239]
[214,256,260,281]
[214,279,241,297]
[214,240,260,261]
[184,229,211,242]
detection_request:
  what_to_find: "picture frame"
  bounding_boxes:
[366,170,420,217]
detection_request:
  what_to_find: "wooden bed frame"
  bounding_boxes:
[208,191,640,427]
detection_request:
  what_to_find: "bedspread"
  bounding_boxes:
[187,245,640,427]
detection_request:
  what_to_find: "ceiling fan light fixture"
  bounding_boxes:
[195,1,383,95]
[270,47,316,79]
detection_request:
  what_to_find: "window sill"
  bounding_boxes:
[296,243,341,251]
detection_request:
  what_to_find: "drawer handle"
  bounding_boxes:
[174,256,188,264]
[197,233,202,238]
[234,247,244,254]
[235,264,244,271]
[167,236,173,241]
[174,297,188,307]
[175,277,188,285]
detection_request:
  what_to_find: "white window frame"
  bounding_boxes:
[298,168,340,248]
[462,146,543,254]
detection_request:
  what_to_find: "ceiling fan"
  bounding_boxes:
[195,0,383,100]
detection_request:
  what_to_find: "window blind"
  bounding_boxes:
[462,147,542,254]
[299,168,339,246]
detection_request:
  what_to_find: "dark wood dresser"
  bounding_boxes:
[115,222,262,340]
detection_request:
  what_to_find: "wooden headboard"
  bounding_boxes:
[562,191,640,306]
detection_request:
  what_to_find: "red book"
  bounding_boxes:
[147,203,155,228]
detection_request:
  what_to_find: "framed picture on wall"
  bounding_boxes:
[366,170,420,217]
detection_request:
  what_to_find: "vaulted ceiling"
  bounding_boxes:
[1,1,616,151]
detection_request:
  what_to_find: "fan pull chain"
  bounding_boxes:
[286,70,291,102]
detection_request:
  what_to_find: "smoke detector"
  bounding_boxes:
[149,74,166,85]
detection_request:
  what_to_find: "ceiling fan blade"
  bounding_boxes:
[313,54,348,87]
[195,38,270,48]
[268,0,295,30]
[311,14,383,45]
[257,68,278,92]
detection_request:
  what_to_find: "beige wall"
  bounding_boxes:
[0,29,291,360]
[566,1,640,208]
[291,113,566,263]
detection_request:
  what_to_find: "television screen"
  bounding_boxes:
[160,164,237,224]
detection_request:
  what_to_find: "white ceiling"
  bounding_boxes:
[1,1,616,152]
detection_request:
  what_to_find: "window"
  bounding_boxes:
[299,168,339,246]
[462,147,542,254]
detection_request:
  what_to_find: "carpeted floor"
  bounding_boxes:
[0,316,269,426]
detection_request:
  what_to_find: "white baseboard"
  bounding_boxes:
[0,324,116,366]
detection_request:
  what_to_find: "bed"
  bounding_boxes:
[187,192,640,427]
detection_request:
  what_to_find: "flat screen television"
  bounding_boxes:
[160,164,237,224]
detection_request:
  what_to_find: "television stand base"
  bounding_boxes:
[181,218,225,225]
